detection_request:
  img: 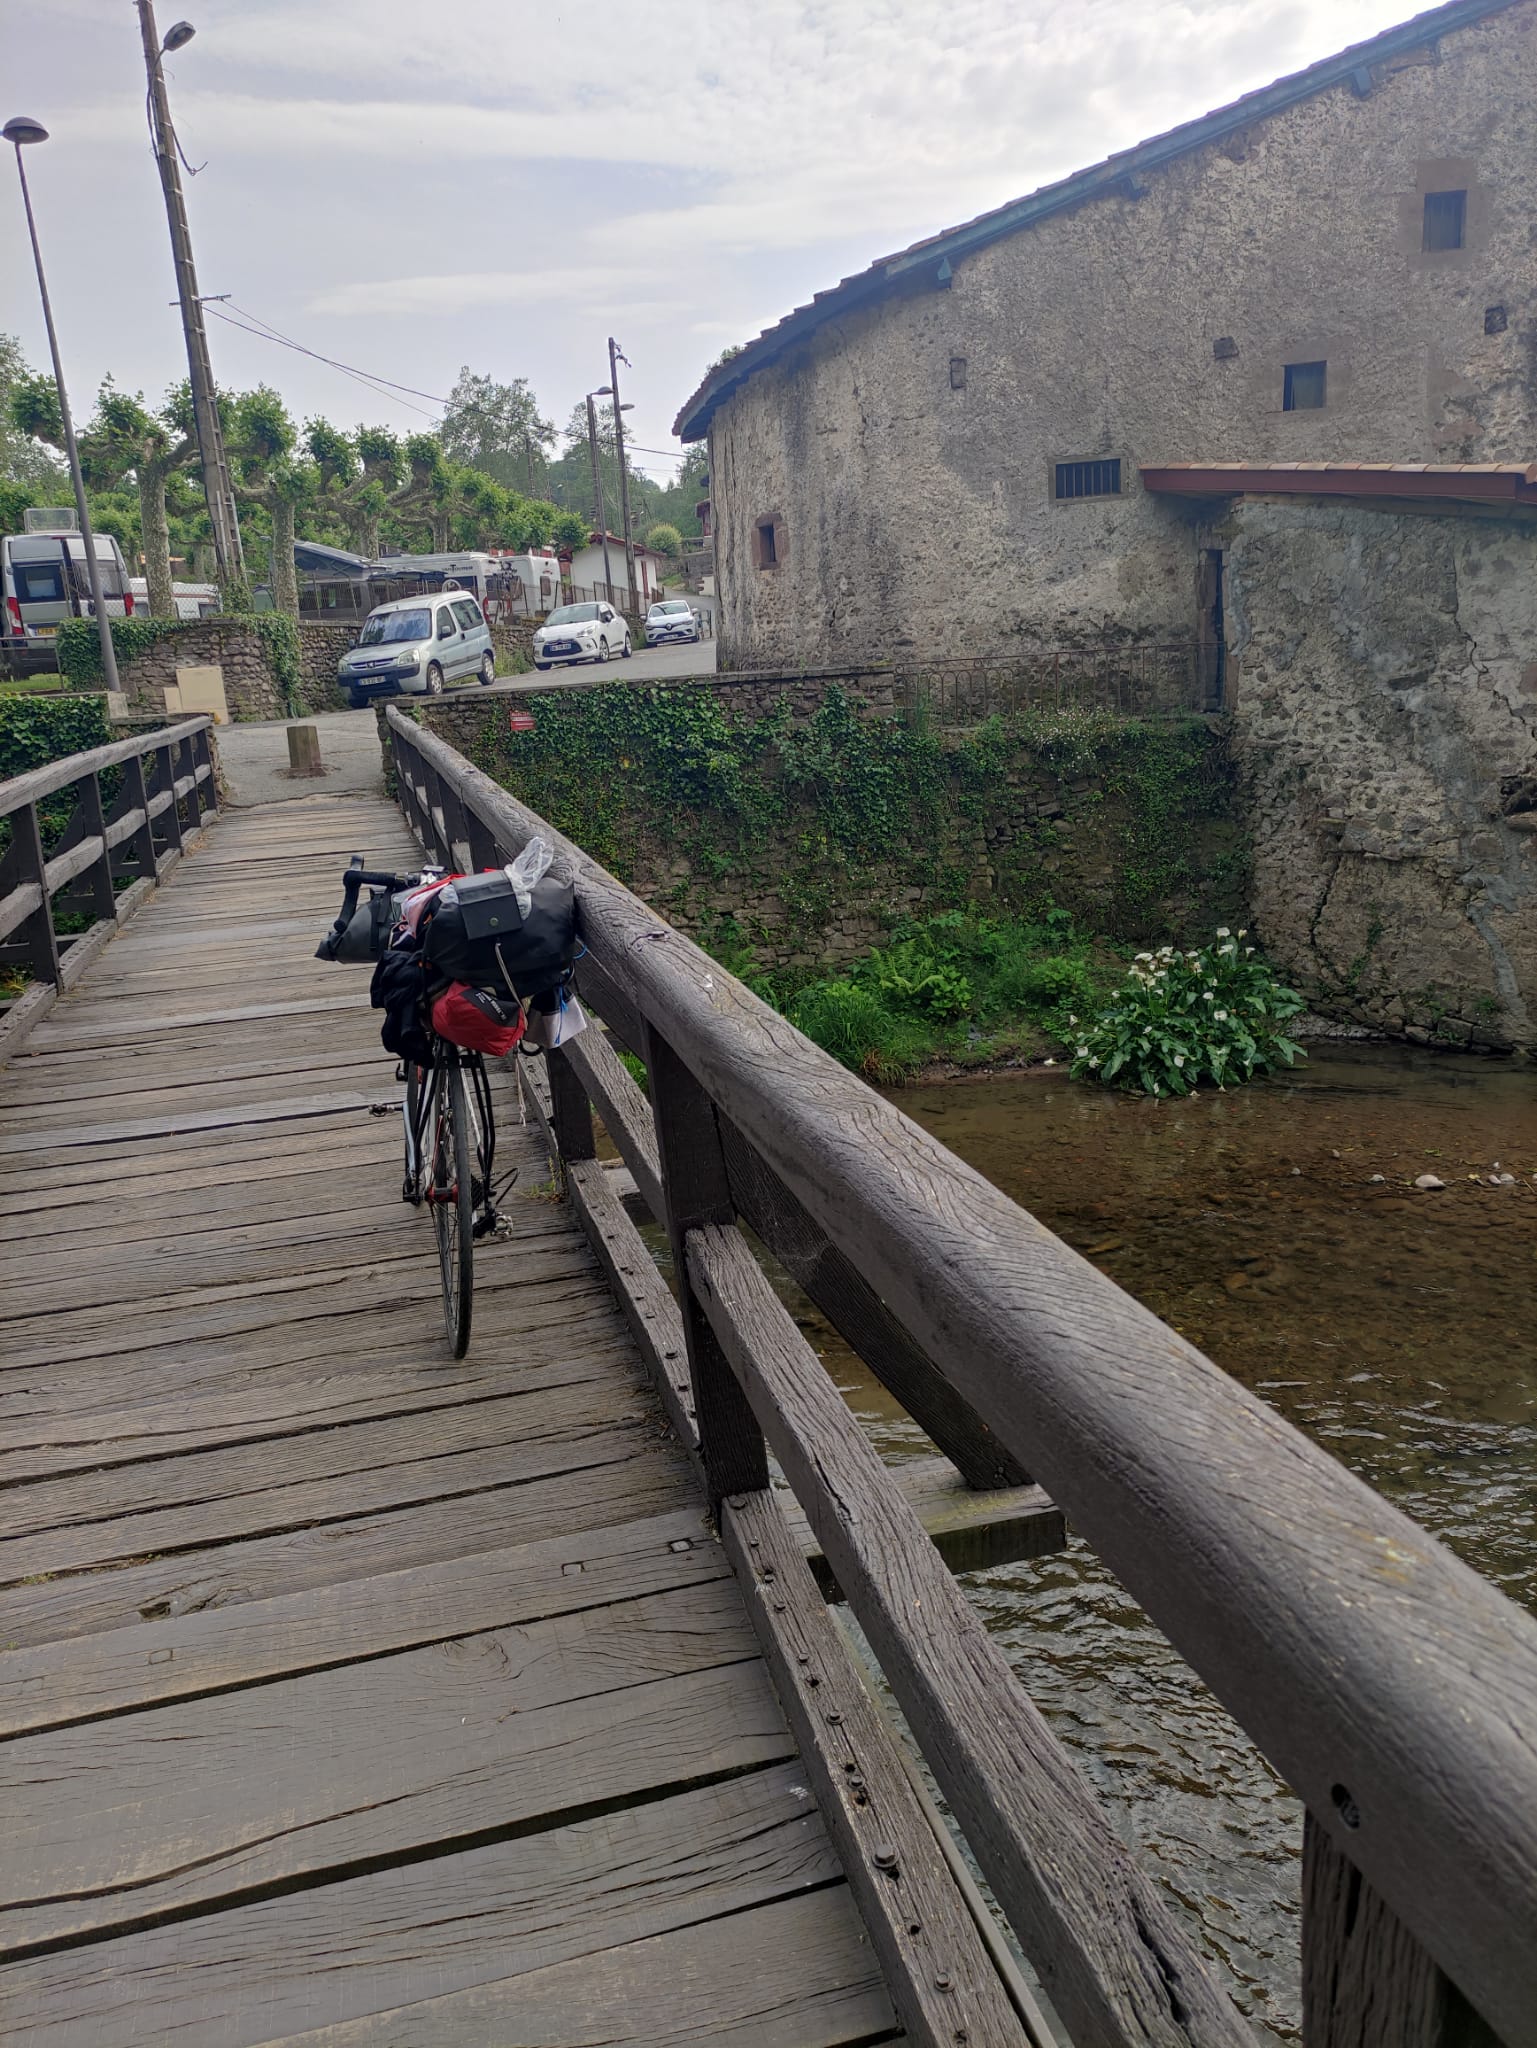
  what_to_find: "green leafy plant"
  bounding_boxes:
[788,978,929,1082]
[1070,930,1305,1096]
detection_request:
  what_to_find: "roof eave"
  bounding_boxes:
[672,0,1523,442]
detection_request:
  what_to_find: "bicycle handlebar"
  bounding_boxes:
[315,855,437,961]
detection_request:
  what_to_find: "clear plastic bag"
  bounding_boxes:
[506,836,554,919]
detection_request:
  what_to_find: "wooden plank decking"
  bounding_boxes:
[0,798,902,2047]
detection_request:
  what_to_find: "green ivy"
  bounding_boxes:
[56,611,306,718]
[462,687,1242,970]
[0,691,112,781]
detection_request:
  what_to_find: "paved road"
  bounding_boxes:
[215,638,718,805]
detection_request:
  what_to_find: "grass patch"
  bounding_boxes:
[700,906,1119,1084]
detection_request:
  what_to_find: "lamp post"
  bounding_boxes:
[4,116,121,693]
[585,390,615,600]
[135,2,247,600]
[606,338,640,615]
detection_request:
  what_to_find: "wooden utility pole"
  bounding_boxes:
[607,337,640,615]
[585,394,615,600]
[136,0,246,599]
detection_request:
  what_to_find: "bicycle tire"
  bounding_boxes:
[402,1061,429,1203]
[431,1059,475,1356]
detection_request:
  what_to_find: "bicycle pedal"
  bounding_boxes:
[369,1101,395,1118]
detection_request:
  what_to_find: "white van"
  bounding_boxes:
[2,528,135,675]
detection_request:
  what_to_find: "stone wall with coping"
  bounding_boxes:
[114,622,289,724]
[296,624,354,714]
[381,670,1243,973]
[1225,497,1537,1049]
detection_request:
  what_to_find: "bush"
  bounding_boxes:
[788,978,929,1082]
[0,690,112,781]
[644,522,683,560]
[1069,930,1305,1096]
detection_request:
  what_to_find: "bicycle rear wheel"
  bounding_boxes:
[430,1058,474,1356]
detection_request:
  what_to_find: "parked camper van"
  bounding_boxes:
[2,526,134,675]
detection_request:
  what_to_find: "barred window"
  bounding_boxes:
[1422,189,1466,252]
[1054,459,1122,500]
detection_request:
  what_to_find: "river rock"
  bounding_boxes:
[1413,1173,1447,1190]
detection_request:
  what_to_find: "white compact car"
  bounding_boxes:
[644,598,702,645]
[533,602,632,670]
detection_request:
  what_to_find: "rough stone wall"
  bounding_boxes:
[708,2,1537,668]
[1225,498,1537,1048]
[390,676,1243,972]
[296,624,354,713]
[115,623,289,723]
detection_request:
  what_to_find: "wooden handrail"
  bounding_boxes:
[0,717,218,1048]
[386,705,1535,2045]
[0,715,213,816]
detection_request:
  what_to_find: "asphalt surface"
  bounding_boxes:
[214,635,719,806]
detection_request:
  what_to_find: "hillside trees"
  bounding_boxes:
[437,366,555,492]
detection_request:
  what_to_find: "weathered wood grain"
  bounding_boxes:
[690,1220,1249,2048]
[252,1887,898,2048]
[720,1489,1030,2047]
[0,1506,721,1734]
[389,708,1537,2042]
[1301,1812,1502,2048]
[0,1599,780,1955]
[0,1765,839,2048]
[564,1024,664,1215]
[0,1443,696,1650]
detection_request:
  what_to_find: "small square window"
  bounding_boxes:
[1422,189,1466,252]
[1054,459,1122,500]
[949,356,967,390]
[756,519,778,568]
[1283,361,1326,411]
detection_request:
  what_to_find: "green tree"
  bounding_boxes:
[437,365,555,491]
[86,381,199,616]
[551,509,589,552]
[644,521,683,560]
[229,386,314,619]
[0,334,69,496]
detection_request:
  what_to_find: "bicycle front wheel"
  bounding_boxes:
[430,1058,474,1356]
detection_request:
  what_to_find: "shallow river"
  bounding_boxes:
[828,1048,1536,2039]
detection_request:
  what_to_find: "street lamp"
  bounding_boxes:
[584,389,616,600]
[136,1,246,597]
[3,116,121,692]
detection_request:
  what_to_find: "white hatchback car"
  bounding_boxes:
[533,602,632,670]
[644,598,702,644]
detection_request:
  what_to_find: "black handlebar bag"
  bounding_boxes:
[422,870,577,997]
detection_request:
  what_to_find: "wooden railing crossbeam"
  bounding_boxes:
[689,1219,1251,2048]
[0,716,212,816]
[386,707,1537,2047]
[563,1030,663,1218]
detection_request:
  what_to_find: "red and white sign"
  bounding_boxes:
[508,708,536,732]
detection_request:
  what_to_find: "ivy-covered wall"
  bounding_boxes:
[408,681,1246,969]
[58,614,314,721]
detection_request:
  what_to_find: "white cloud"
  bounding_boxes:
[3,0,1420,460]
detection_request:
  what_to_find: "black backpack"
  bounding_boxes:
[370,940,433,1066]
[421,869,577,998]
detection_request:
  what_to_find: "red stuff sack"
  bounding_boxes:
[430,982,526,1056]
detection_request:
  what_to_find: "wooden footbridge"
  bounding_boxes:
[0,711,1533,2048]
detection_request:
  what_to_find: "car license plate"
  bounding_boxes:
[33,625,57,638]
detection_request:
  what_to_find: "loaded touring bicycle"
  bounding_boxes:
[316,840,584,1355]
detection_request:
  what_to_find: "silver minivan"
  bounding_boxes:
[338,592,496,707]
[2,528,134,675]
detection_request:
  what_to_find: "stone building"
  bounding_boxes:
[675,0,1536,677]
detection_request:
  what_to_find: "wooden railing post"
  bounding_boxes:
[76,771,118,923]
[153,743,182,855]
[116,753,157,882]
[179,735,203,831]
[1301,1813,1500,2048]
[645,1025,768,1505]
[547,1050,596,1163]
[13,801,61,986]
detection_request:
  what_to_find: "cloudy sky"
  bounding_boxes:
[3,0,1417,480]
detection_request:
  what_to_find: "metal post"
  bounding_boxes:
[607,337,640,615]
[585,393,614,601]
[6,135,121,693]
[135,0,247,599]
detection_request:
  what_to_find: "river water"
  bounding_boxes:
[820,1048,1537,2039]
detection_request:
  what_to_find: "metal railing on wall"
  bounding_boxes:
[895,643,1210,721]
[384,703,1534,2048]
